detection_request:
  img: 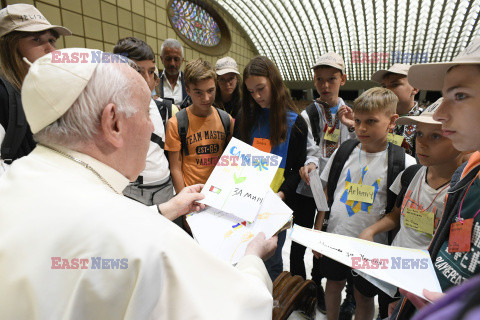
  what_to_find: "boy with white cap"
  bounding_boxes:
[296,51,356,316]
[372,64,421,156]
[392,38,480,319]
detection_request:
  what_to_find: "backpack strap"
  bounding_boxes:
[385,143,406,244]
[323,139,360,230]
[150,133,165,149]
[386,143,406,213]
[153,99,173,130]
[215,108,231,152]
[395,164,423,208]
[175,108,189,156]
[305,102,321,146]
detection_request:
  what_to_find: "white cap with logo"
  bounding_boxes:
[215,56,240,76]
[0,4,71,38]
[371,64,411,83]
[311,52,346,74]
[408,37,480,91]
[396,98,443,125]
[22,48,99,134]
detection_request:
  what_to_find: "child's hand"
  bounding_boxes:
[299,163,317,185]
[338,105,355,128]
[358,228,375,242]
[312,250,322,259]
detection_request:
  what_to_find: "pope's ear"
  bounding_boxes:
[101,103,123,148]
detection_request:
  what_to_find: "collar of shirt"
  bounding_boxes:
[38,144,130,194]
[161,71,182,90]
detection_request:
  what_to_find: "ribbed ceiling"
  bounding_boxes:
[213,0,480,81]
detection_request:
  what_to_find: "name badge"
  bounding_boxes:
[404,207,435,235]
[324,127,340,143]
[253,138,272,153]
[387,133,405,146]
[448,218,474,253]
[346,183,375,204]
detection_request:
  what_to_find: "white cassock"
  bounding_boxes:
[0,145,273,319]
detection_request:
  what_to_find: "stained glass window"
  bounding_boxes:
[170,0,222,47]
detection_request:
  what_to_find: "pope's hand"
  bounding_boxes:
[158,184,205,221]
[245,232,278,261]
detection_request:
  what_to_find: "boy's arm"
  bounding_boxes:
[312,186,327,258]
[313,186,328,231]
[358,205,401,242]
[300,110,321,184]
[168,151,186,193]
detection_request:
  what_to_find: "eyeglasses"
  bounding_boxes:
[162,56,183,62]
[219,76,237,84]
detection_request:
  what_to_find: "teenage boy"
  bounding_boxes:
[391,38,480,319]
[296,52,356,316]
[372,64,421,156]
[314,87,416,320]
[358,98,464,319]
[113,37,173,206]
[165,58,233,193]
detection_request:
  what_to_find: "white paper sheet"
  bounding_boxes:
[187,190,293,264]
[309,169,329,211]
[289,225,442,301]
[199,137,282,221]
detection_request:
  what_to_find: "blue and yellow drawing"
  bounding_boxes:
[339,166,380,217]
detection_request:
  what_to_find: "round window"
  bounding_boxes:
[167,0,231,55]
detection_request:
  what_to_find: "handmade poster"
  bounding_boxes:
[308,169,329,211]
[187,190,293,264]
[199,137,282,221]
[290,225,442,300]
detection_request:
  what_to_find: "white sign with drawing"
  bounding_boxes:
[290,225,442,300]
[199,137,282,221]
[188,190,293,264]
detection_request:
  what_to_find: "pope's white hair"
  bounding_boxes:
[34,62,138,147]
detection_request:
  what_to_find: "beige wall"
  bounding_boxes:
[4,0,258,72]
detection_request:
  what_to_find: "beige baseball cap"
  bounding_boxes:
[371,64,411,83]
[215,56,240,75]
[311,52,345,74]
[408,37,480,91]
[22,48,100,134]
[396,98,443,125]
[0,4,71,38]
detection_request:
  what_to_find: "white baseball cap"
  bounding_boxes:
[215,56,240,75]
[0,4,71,38]
[396,98,443,125]
[408,37,480,91]
[22,48,100,133]
[311,52,346,74]
[371,64,411,83]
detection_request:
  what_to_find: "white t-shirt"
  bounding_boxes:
[390,166,449,249]
[161,73,183,105]
[321,145,416,244]
[138,99,170,185]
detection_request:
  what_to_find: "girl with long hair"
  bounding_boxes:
[236,56,307,281]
